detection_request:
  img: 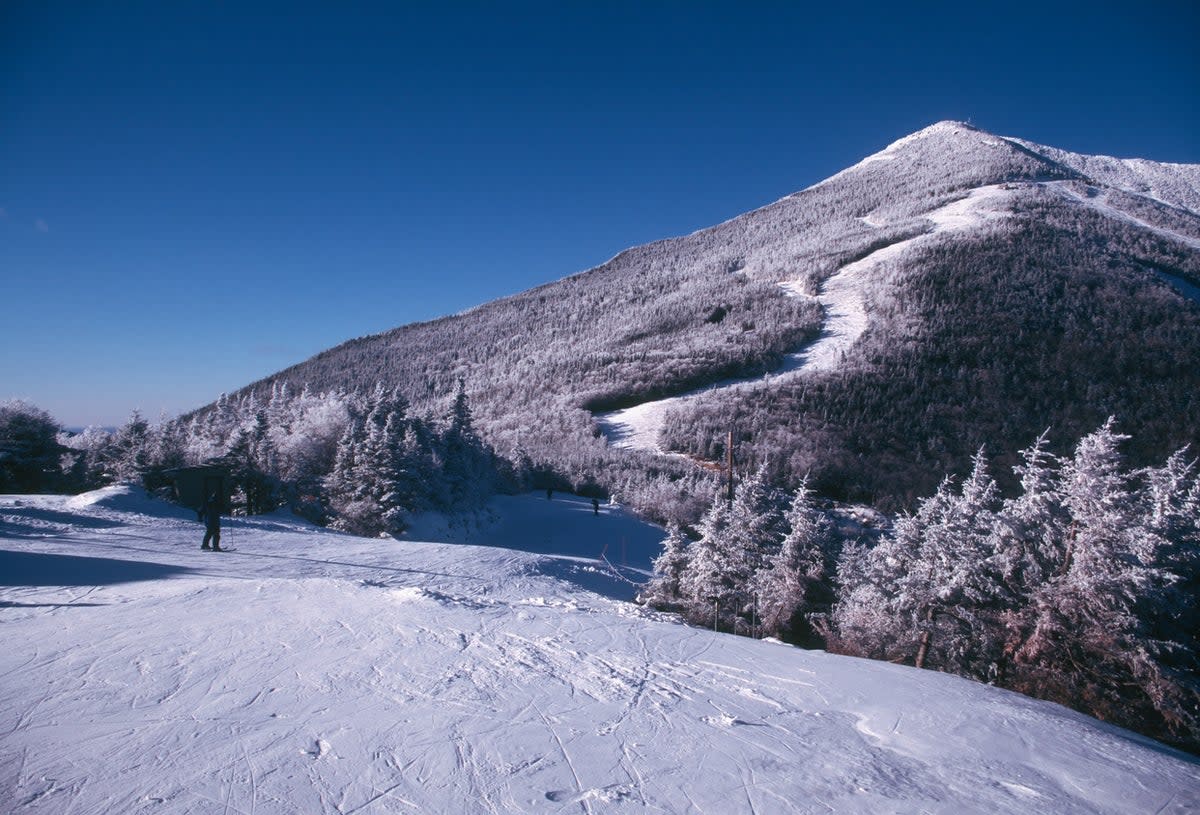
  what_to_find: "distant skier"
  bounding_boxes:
[546,487,553,501]
[199,493,223,551]
[592,498,600,516]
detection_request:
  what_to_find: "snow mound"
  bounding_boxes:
[65,483,195,519]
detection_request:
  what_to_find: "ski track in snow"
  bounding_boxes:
[2,487,1198,814]
[596,185,1015,453]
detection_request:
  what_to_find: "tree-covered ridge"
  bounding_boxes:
[661,182,1200,508]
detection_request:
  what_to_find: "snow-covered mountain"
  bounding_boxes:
[212,121,1200,512]
[2,486,1197,813]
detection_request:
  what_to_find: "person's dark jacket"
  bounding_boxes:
[200,500,221,530]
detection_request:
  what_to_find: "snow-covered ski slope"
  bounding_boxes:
[3,487,1197,814]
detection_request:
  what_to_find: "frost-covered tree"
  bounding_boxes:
[150,414,186,473]
[439,380,494,512]
[993,430,1067,603]
[1137,448,1200,720]
[909,450,1009,674]
[0,400,64,493]
[324,419,362,530]
[270,391,349,484]
[1009,419,1198,744]
[107,411,151,484]
[59,425,112,491]
[830,536,905,659]
[678,497,735,627]
[170,380,506,532]
[640,522,690,610]
[757,482,833,643]
[825,422,1200,750]
[726,464,788,568]
[247,409,276,476]
[836,449,1009,675]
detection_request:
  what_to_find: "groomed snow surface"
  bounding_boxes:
[3,487,1197,814]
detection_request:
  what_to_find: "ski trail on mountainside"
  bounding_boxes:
[1041,181,1200,304]
[595,185,1014,453]
[1043,180,1200,251]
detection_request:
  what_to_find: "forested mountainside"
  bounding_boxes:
[217,121,1200,514]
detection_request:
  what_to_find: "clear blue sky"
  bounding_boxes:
[3,1,1197,428]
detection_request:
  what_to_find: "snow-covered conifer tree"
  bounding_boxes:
[439,381,493,511]
[995,430,1067,602]
[901,450,1007,673]
[710,465,789,631]
[836,449,1008,674]
[324,419,362,531]
[641,522,690,610]
[678,497,734,628]
[831,535,906,658]
[0,400,64,493]
[108,411,151,484]
[1011,419,1197,743]
[757,481,833,642]
[151,415,186,473]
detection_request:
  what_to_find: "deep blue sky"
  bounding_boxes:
[3,1,1198,427]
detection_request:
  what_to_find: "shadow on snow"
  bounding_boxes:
[0,549,192,587]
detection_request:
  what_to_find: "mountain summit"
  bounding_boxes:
[223,122,1200,513]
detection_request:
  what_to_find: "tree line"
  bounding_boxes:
[0,382,510,535]
[642,420,1200,753]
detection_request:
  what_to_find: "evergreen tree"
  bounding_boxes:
[727,464,788,567]
[248,409,276,476]
[375,411,412,534]
[60,425,113,491]
[831,536,905,658]
[440,381,492,511]
[1136,448,1200,737]
[899,450,1008,674]
[108,411,151,484]
[325,419,362,531]
[0,401,64,493]
[152,415,186,473]
[220,425,278,515]
[641,522,690,610]
[995,430,1067,603]
[757,482,833,643]
[1010,419,1198,746]
[835,450,1009,674]
[678,497,735,628]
